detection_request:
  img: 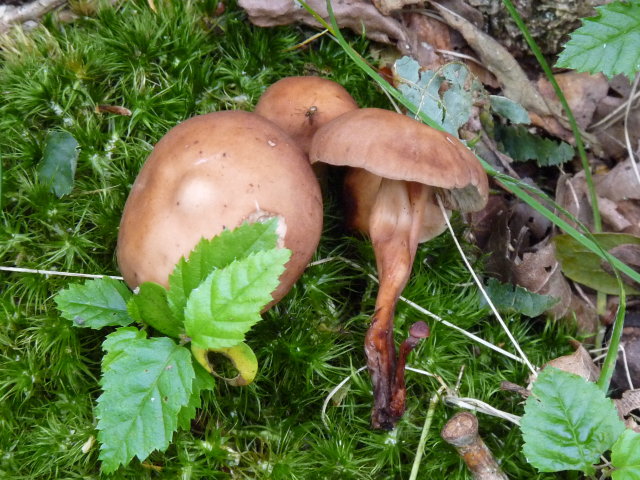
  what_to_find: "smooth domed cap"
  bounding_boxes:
[309,108,489,212]
[117,110,323,304]
[255,76,359,154]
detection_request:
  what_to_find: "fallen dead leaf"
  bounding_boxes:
[537,72,609,130]
[238,0,412,53]
[372,0,422,15]
[616,388,640,418]
[542,343,600,382]
[512,241,572,319]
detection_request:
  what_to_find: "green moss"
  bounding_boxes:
[0,1,572,478]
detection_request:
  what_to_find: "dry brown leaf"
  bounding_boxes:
[537,72,609,130]
[238,0,412,52]
[512,241,572,319]
[372,0,423,15]
[592,95,640,159]
[596,159,640,202]
[543,344,600,382]
[616,388,640,417]
[617,200,640,236]
[555,171,594,230]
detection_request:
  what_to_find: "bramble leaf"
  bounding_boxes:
[177,361,215,431]
[521,367,625,474]
[128,281,182,338]
[37,131,79,197]
[55,277,133,329]
[556,1,640,80]
[482,277,558,317]
[96,329,195,473]
[611,429,640,480]
[495,124,574,167]
[184,248,291,350]
[168,218,282,322]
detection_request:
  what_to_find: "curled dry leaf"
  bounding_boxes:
[555,171,594,230]
[238,0,412,52]
[542,344,600,382]
[615,388,640,418]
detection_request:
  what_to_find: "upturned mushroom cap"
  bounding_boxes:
[117,110,323,304]
[254,76,359,154]
[309,107,489,213]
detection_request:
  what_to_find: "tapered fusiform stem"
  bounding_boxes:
[441,412,508,480]
[365,179,430,429]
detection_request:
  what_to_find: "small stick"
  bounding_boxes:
[441,412,508,480]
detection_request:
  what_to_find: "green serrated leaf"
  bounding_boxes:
[184,248,291,350]
[55,277,133,329]
[96,331,195,473]
[177,361,215,431]
[495,124,574,167]
[128,282,182,338]
[521,367,625,473]
[482,277,559,317]
[37,131,79,197]
[489,95,530,124]
[168,219,282,323]
[554,233,640,295]
[612,429,640,480]
[556,1,640,79]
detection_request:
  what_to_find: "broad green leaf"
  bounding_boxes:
[101,327,146,370]
[489,95,530,124]
[168,219,282,322]
[96,330,194,473]
[612,429,640,480]
[556,2,640,80]
[177,361,215,431]
[37,131,79,197]
[55,277,133,329]
[495,124,574,167]
[521,367,625,473]
[554,233,640,295]
[184,248,291,350]
[482,278,558,317]
[128,281,182,338]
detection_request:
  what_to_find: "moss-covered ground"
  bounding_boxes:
[0,1,574,478]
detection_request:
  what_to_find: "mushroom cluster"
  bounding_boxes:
[117,75,489,431]
[253,77,489,430]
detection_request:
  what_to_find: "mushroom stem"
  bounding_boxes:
[390,321,430,418]
[365,179,430,429]
[441,412,508,480]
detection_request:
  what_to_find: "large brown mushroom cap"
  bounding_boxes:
[117,110,323,304]
[310,107,489,213]
[254,76,359,154]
